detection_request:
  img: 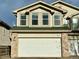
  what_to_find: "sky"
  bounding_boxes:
[0,0,79,26]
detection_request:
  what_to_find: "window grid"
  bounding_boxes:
[20,20,26,25]
[54,14,61,26]
[43,13,48,25]
[20,14,27,25]
[21,14,26,19]
[32,13,38,25]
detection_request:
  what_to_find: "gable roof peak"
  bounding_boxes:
[13,0,65,14]
[52,0,64,4]
[51,0,79,11]
[13,0,48,13]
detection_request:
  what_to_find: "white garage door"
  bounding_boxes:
[18,38,61,57]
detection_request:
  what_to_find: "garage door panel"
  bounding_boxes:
[18,38,61,57]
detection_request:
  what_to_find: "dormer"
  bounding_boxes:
[13,1,68,28]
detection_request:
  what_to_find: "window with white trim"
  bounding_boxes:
[20,14,28,25]
[54,14,61,26]
[43,13,48,25]
[32,13,38,25]
[72,17,79,30]
[53,12,62,27]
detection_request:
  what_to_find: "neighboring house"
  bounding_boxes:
[11,0,79,58]
[0,20,11,56]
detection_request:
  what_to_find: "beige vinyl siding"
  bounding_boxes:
[0,26,10,46]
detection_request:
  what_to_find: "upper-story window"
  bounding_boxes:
[72,17,79,30]
[54,14,61,26]
[20,14,28,26]
[20,14,26,25]
[43,13,48,25]
[32,13,38,25]
[53,12,63,27]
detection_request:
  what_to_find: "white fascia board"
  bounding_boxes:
[13,1,52,13]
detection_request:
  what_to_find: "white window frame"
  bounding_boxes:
[30,12,50,27]
[42,13,49,25]
[72,17,79,29]
[53,13,62,27]
[32,13,38,25]
[20,14,28,26]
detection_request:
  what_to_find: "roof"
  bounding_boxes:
[11,26,72,33]
[11,26,79,33]
[52,0,79,11]
[72,13,79,18]
[0,20,11,29]
[11,26,70,30]
[13,1,65,14]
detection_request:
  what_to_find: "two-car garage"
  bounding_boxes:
[18,33,62,57]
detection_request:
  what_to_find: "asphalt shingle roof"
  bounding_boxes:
[0,20,11,29]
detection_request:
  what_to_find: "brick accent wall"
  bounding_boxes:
[62,33,70,57]
[11,33,18,58]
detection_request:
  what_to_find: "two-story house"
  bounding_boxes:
[11,0,79,58]
[0,20,11,56]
